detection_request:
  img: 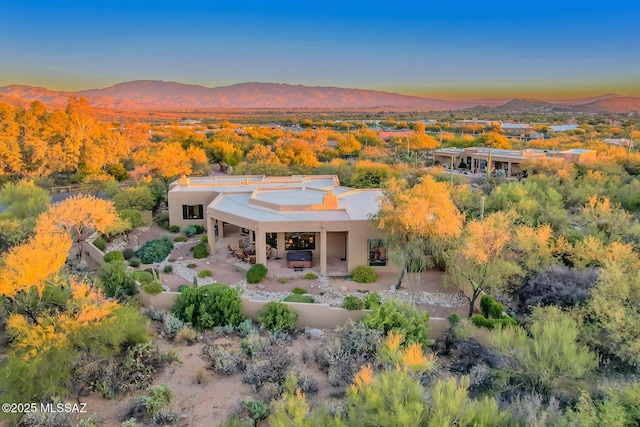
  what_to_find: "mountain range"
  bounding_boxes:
[1,80,639,113]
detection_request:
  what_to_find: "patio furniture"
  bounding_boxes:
[286,250,312,268]
[249,255,256,264]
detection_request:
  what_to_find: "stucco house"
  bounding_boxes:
[167,175,394,276]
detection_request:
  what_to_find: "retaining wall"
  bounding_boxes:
[137,288,451,338]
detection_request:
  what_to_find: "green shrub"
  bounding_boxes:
[93,236,106,251]
[172,284,245,331]
[182,225,197,236]
[363,292,381,309]
[283,294,314,303]
[169,225,180,233]
[128,257,141,267]
[164,264,173,273]
[197,269,212,278]
[162,313,185,338]
[103,251,124,263]
[143,281,163,295]
[132,270,154,284]
[291,287,307,295]
[342,295,364,310]
[98,260,136,298]
[471,315,516,330]
[193,242,208,259]
[258,301,298,332]
[247,263,268,283]
[154,212,170,230]
[363,299,432,346]
[187,263,197,269]
[135,237,173,264]
[352,265,377,283]
[200,235,208,244]
[142,384,173,416]
[122,248,136,260]
[119,209,144,229]
[194,225,206,234]
[305,272,317,280]
[174,236,187,242]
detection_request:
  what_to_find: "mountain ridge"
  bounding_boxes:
[0,80,639,113]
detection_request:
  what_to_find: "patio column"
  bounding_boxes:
[207,217,216,255]
[507,162,512,177]
[320,229,327,276]
[255,227,267,266]
[217,219,224,238]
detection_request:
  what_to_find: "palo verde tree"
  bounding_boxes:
[35,194,118,263]
[374,175,464,293]
[446,211,522,318]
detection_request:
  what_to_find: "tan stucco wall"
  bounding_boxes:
[137,290,450,338]
[86,239,106,267]
[168,189,220,228]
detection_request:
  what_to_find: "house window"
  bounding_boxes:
[285,232,315,250]
[368,239,387,266]
[182,204,203,220]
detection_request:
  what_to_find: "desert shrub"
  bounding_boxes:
[16,410,72,426]
[363,292,381,309]
[119,209,144,229]
[162,313,185,339]
[471,315,516,330]
[342,295,364,310]
[174,236,187,242]
[103,250,124,263]
[291,287,307,295]
[142,281,163,295]
[163,264,173,273]
[295,373,319,395]
[193,242,208,258]
[99,260,136,298]
[363,299,431,346]
[305,272,318,280]
[122,248,136,260]
[194,225,206,234]
[283,294,314,303]
[505,394,564,427]
[93,236,106,251]
[247,263,268,283]
[351,265,377,283]
[236,319,260,337]
[142,307,164,322]
[200,235,208,243]
[182,225,197,236]
[135,237,173,264]
[172,284,245,331]
[480,295,505,319]
[187,263,197,268]
[114,186,155,211]
[519,265,599,309]
[492,306,598,397]
[203,346,243,375]
[316,319,383,387]
[132,270,154,284]
[243,345,294,392]
[169,225,180,233]
[142,384,173,416]
[154,212,170,229]
[197,269,212,278]
[241,334,270,358]
[174,326,198,345]
[128,257,141,267]
[258,301,298,332]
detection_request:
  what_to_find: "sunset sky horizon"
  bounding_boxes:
[1,1,639,100]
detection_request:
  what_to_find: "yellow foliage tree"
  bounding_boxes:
[35,194,117,262]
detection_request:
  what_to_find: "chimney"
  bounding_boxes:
[323,190,338,209]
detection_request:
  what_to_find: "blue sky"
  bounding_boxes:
[1,0,639,98]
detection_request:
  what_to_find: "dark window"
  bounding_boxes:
[285,232,315,250]
[182,204,203,220]
[368,239,387,267]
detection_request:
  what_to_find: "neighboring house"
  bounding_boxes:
[433,147,596,176]
[167,175,394,275]
[604,138,634,147]
[548,124,580,132]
